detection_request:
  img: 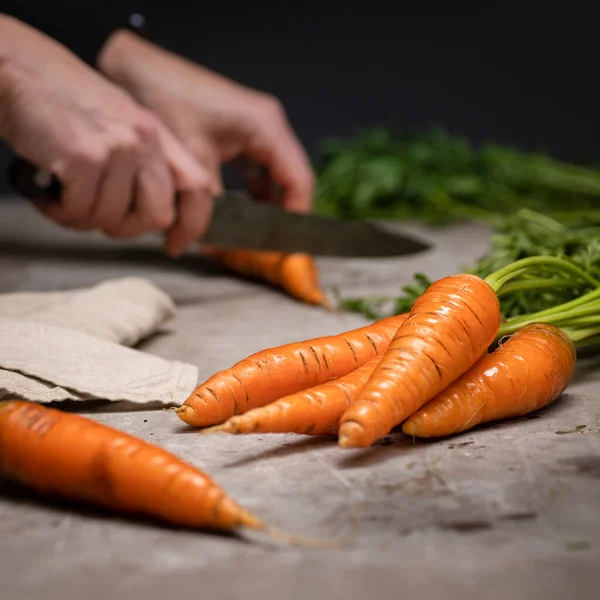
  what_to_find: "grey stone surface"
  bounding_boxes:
[0,197,599,600]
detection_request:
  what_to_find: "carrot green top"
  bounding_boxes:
[483,255,600,346]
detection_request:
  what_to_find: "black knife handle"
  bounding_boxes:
[8,158,62,201]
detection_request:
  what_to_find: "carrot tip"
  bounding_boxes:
[175,405,196,424]
[401,421,422,437]
[338,423,369,448]
[400,423,415,436]
[338,434,352,448]
[321,298,339,312]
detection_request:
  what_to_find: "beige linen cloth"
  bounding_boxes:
[0,278,199,404]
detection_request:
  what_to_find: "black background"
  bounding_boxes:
[1,2,599,193]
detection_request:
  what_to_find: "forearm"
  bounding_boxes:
[0,1,143,67]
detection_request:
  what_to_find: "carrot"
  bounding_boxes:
[0,400,259,530]
[205,356,381,437]
[402,323,576,438]
[338,274,501,448]
[177,313,408,427]
[0,400,334,546]
[202,246,331,308]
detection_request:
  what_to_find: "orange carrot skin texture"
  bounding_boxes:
[0,401,261,531]
[178,313,408,427]
[339,274,501,448]
[204,247,330,307]
[216,356,381,436]
[402,323,576,438]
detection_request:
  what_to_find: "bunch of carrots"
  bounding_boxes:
[177,254,600,446]
[2,253,597,542]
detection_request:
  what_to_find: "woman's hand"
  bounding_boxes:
[0,15,214,242]
[98,30,315,256]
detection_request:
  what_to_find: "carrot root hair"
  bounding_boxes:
[201,424,229,435]
[253,524,351,549]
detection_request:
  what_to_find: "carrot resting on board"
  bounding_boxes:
[177,313,408,427]
[402,323,576,438]
[0,400,260,531]
[0,400,334,547]
[338,274,501,448]
[205,356,380,437]
[202,247,331,308]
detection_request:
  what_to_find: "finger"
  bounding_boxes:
[157,125,215,257]
[91,144,137,234]
[38,152,104,228]
[106,146,175,239]
[245,118,315,213]
[186,134,224,196]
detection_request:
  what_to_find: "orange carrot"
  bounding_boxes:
[338,274,501,448]
[206,356,381,437]
[0,400,262,531]
[402,323,576,438]
[0,400,336,547]
[177,313,408,427]
[203,246,331,308]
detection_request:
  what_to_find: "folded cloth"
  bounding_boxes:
[0,278,198,405]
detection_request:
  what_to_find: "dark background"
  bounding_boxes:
[1,2,599,193]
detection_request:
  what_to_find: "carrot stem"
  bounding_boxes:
[563,325,600,344]
[496,277,579,296]
[570,334,600,347]
[504,287,600,324]
[499,300,600,333]
[563,316,600,326]
[485,256,600,293]
[477,253,600,346]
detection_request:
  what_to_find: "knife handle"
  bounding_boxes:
[8,158,62,201]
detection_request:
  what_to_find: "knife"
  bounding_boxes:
[7,157,431,257]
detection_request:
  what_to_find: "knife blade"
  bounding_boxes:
[7,157,431,257]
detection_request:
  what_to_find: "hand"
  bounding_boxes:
[98,30,315,256]
[0,15,214,240]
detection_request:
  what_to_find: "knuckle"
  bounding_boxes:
[133,111,160,142]
[114,128,139,154]
[257,93,286,122]
[59,140,106,171]
[185,170,211,194]
[152,208,175,230]
[79,144,110,169]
